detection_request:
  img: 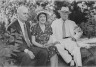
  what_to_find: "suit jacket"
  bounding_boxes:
[51,18,78,42]
[7,20,32,51]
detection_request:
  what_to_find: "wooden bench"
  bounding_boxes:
[13,47,96,67]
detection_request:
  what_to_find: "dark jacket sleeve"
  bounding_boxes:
[7,21,29,52]
[17,39,28,52]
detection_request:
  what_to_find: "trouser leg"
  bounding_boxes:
[55,44,72,63]
[29,47,48,67]
[50,54,58,67]
[61,39,82,66]
[73,47,82,66]
[64,43,82,66]
[55,54,58,67]
[35,49,48,66]
[16,52,34,67]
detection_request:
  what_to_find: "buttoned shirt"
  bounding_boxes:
[51,18,78,42]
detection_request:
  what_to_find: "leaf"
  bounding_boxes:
[4,54,11,57]
[14,43,19,47]
[0,49,7,57]
[8,36,15,43]
[15,33,22,40]
[10,33,15,36]
[15,40,23,44]
[11,53,17,56]
[0,57,5,65]
[16,37,22,40]
[14,46,19,50]
[4,33,9,37]
[10,28,16,33]
[8,45,20,53]
[8,45,14,50]
[3,61,10,67]
[0,35,3,39]
[10,61,14,66]
[12,49,20,52]
[4,48,12,57]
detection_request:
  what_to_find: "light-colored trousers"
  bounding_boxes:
[55,38,82,66]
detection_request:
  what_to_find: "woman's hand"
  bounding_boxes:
[44,43,53,48]
[44,43,50,48]
[44,41,60,48]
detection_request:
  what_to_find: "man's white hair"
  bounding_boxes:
[17,5,28,14]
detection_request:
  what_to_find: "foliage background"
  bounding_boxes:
[0,22,22,67]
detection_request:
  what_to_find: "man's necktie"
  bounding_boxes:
[24,23,32,47]
[62,21,66,38]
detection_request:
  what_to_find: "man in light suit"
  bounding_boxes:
[7,5,48,67]
[51,6,82,66]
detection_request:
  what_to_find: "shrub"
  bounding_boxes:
[0,22,22,67]
[80,16,96,38]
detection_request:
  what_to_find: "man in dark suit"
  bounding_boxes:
[7,5,48,67]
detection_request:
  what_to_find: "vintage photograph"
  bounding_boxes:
[0,0,96,67]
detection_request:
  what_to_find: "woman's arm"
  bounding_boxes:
[45,35,60,47]
[44,35,54,47]
[32,36,44,48]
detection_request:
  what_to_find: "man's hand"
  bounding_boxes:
[54,41,60,45]
[27,50,35,59]
[85,44,91,49]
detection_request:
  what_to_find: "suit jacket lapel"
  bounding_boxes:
[25,22,31,42]
[16,20,22,34]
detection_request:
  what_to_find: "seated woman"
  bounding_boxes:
[31,11,58,67]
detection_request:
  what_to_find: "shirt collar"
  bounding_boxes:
[60,18,65,24]
[60,18,68,23]
[60,18,63,22]
[18,19,25,26]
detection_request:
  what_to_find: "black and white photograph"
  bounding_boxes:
[0,0,96,67]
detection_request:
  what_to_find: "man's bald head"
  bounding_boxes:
[17,5,29,22]
[17,6,28,14]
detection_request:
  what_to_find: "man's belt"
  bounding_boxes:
[63,37,70,39]
[63,37,76,40]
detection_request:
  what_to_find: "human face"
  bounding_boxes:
[74,27,83,40]
[18,8,29,22]
[39,14,47,24]
[60,12,68,21]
